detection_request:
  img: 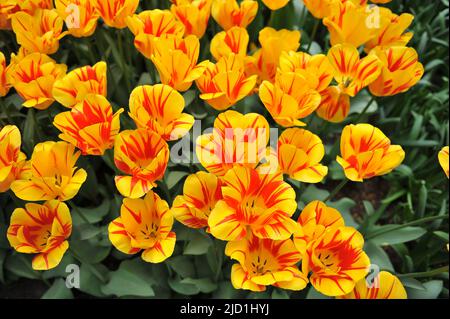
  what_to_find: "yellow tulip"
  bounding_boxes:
[316,86,351,123]
[126,10,185,59]
[210,26,249,61]
[196,54,258,111]
[211,0,258,31]
[0,51,10,96]
[55,0,99,38]
[109,191,176,263]
[10,141,87,201]
[337,123,405,182]
[0,125,28,193]
[7,200,72,270]
[151,35,209,91]
[0,1,17,30]
[439,146,449,178]
[226,234,308,292]
[6,52,67,110]
[94,0,139,29]
[18,0,54,13]
[11,9,66,54]
[170,0,212,38]
[369,46,424,97]
[302,0,336,19]
[128,84,194,141]
[52,61,107,108]
[261,0,290,11]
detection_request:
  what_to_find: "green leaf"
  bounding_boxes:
[166,171,189,189]
[272,289,290,299]
[368,226,427,246]
[79,263,110,297]
[407,280,443,299]
[180,278,217,293]
[167,255,196,278]
[41,279,74,299]
[184,233,212,255]
[364,241,394,272]
[305,287,331,299]
[168,277,200,295]
[5,253,40,280]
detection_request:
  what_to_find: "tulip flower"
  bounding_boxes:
[126,9,185,59]
[302,0,336,19]
[108,191,176,263]
[246,27,301,83]
[293,200,345,254]
[0,52,10,96]
[211,0,257,31]
[53,94,124,155]
[365,8,414,52]
[369,47,424,97]
[0,1,18,30]
[196,110,270,176]
[327,44,382,97]
[0,125,28,193]
[210,26,249,61]
[259,72,321,127]
[18,0,54,13]
[439,146,449,178]
[303,226,371,296]
[55,0,99,38]
[336,124,405,182]
[261,0,289,11]
[114,129,169,199]
[151,35,209,92]
[323,1,377,48]
[128,84,194,141]
[172,171,222,229]
[196,54,257,111]
[338,271,407,299]
[6,52,67,110]
[208,166,298,241]
[279,51,334,93]
[277,128,328,183]
[316,86,351,123]
[226,234,308,292]
[7,200,72,270]
[53,61,107,108]
[94,0,139,29]
[11,141,87,201]
[170,0,212,38]
[11,9,66,54]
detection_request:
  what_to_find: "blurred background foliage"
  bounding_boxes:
[0,0,448,299]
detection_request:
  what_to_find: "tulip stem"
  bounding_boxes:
[354,96,376,123]
[324,179,349,202]
[306,19,320,53]
[397,266,449,279]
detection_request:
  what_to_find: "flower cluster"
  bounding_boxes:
[0,0,445,300]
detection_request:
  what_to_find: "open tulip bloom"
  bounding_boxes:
[0,0,446,302]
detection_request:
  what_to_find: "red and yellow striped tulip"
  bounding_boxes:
[94,0,139,29]
[226,234,308,292]
[11,9,66,54]
[55,0,99,38]
[52,61,107,108]
[6,52,67,110]
[337,124,405,182]
[172,171,222,229]
[303,226,371,296]
[0,1,18,30]
[316,86,351,123]
[210,26,249,61]
[328,44,381,97]
[0,125,28,192]
[246,27,301,83]
[10,141,87,201]
[108,191,176,263]
[151,35,209,92]
[259,72,321,127]
[196,54,257,111]
[439,146,449,178]
[196,110,269,176]
[338,271,407,299]
[0,52,10,96]
[369,47,424,97]
[364,8,414,52]
[53,94,123,156]
[293,200,345,254]
[302,0,336,19]
[129,84,194,141]
[208,166,298,241]
[277,128,328,183]
[279,51,334,93]
[18,0,54,13]
[7,200,72,270]
[114,129,169,199]
[126,10,185,59]
[211,0,257,31]
[170,0,212,38]
[261,0,289,11]
[323,1,377,48]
